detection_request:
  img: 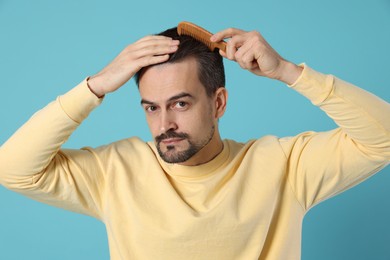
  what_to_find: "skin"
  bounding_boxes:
[88,35,180,97]
[139,58,227,166]
[87,27,303,165]
[210,28,303,84]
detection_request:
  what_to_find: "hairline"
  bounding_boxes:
[137,55,218,97]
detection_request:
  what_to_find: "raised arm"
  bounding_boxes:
[0,35,179,217]
[212,28,390,210]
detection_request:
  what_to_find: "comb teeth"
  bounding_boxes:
[177,21,226,52]
[182,30,212,49]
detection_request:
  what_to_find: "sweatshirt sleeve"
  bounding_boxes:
[279,64,390,212]
[0,79,105,219]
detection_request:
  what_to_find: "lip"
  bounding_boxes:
[161,138,184,145]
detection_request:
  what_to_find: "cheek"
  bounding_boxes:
[198,103,216,124]
[145,116,159,136]
[183,108,215,132]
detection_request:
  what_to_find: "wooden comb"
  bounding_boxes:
[177,21,226,52]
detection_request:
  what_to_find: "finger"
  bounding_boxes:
[235,47,251,70]
[225,34,245,60]
[139,54,170,68]
[132,39,179,58]
[219,49,227,59]
[136,35,175,43]
[142,37,180,47]
[127,37,179,53]
[238,49,257,70]
[134,37,179,53]
[234,40,254,67]
[211,27,246,42]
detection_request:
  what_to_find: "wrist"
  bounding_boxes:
[277,61,303,85]
[87,75,106,98]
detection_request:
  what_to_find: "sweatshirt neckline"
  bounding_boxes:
[148,140,230,179]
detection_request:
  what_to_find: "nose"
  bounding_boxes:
[159,110,178,134]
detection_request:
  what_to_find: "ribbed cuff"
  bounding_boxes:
[58,78,103,123]
[288,64,334,105]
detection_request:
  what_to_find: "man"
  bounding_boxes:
[0,25,389,259]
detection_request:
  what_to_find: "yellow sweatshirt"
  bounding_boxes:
[0,65,389,259]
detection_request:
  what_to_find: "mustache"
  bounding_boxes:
[155,130,189,143]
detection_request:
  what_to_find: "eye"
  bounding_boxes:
[145,105,158,112]
[173,101,188,109]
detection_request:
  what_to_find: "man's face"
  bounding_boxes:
[139,58,222,165]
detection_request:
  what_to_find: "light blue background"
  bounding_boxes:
[0,0,389,259]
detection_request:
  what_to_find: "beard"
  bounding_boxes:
[155,126,215,164]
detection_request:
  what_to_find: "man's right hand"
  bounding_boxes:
[87,36,179,97]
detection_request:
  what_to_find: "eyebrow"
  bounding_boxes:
[140,92,194,106]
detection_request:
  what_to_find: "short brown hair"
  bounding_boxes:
[134,27,225,97]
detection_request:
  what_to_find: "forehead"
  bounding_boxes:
[138,57,206,102]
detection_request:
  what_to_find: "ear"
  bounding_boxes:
[214,87,228,119]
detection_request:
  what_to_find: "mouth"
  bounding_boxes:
[160,138,185,145]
